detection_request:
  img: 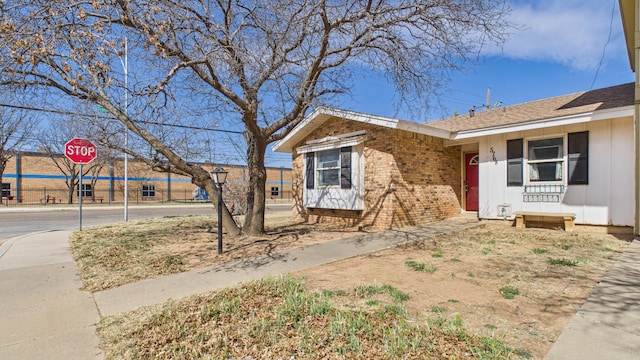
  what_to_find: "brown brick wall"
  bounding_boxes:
[292,117,461,230]
[389,129,461,228]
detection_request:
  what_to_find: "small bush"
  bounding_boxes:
[323,289,346,297]
[499,286,520,300]
[382,284,411,302]
[405,259,437,273]
[548,258,578,266]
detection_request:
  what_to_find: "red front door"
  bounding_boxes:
[465,153,479,211]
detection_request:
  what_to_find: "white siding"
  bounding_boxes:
[477,117,634,226]
[610,117,635,225]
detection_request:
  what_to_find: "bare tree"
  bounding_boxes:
[0,104,36,204]
[0,1,511,235]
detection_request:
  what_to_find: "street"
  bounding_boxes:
[0,203,292,241]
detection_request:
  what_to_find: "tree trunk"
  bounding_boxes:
[242,135,267,236]
[67,178,75,204]
[67,167,77,204]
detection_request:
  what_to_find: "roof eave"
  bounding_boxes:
[619,0,636,71]
[451,105,635,140]
[272,107,451,153]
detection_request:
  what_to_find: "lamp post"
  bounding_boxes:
[122,38,129,222]
[212,167,228,254]
[101,35,129,221]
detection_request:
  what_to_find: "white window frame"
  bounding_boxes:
[315,149,341,187]
[525,135,565,185]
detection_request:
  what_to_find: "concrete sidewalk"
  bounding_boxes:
[544,238,640,359]
[0,231,101,359]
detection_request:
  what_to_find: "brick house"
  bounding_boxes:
[273,82,635,230]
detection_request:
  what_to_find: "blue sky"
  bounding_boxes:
[7,1,631,169]
[267,0,634,167]
[345,0,634,122]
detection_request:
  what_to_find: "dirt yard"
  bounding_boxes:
[295,222,631,359]
[72,215,632,358]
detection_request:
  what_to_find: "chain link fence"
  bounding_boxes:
[0,187,291,208]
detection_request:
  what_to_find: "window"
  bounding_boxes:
[271,186,279,196]
[507,139,523,186]
[507,132,588,188]
[527,137,563,182]
[298,131,364,211]
[77,184,93,197]
[142,184,156,197]
[568,131,588,185]
[317,149,340,186]
[306,147,353,189]
[1,183,10,197]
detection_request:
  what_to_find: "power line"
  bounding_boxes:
[0,103,243,134]
[1,102,291,165]
[590,0,617,90]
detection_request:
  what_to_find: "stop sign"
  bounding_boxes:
[65,138,97,164]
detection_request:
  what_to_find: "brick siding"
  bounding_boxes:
[292,117,462,230]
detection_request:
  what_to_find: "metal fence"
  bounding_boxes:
[0,187,292,207]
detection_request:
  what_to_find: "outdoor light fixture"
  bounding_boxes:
[212,167,228,254]
[212,167,228,187]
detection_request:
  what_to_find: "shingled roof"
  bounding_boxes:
[426,82,635,133]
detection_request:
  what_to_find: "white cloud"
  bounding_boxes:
[484,0,625,70]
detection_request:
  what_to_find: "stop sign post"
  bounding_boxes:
[65,138,97,231]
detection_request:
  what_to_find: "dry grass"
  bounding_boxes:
[97,275,514,360]
[69,214,363,292]
[74,216,632,359]
[298,223,632,358]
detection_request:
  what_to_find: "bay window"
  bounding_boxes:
[299,131,365,210]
